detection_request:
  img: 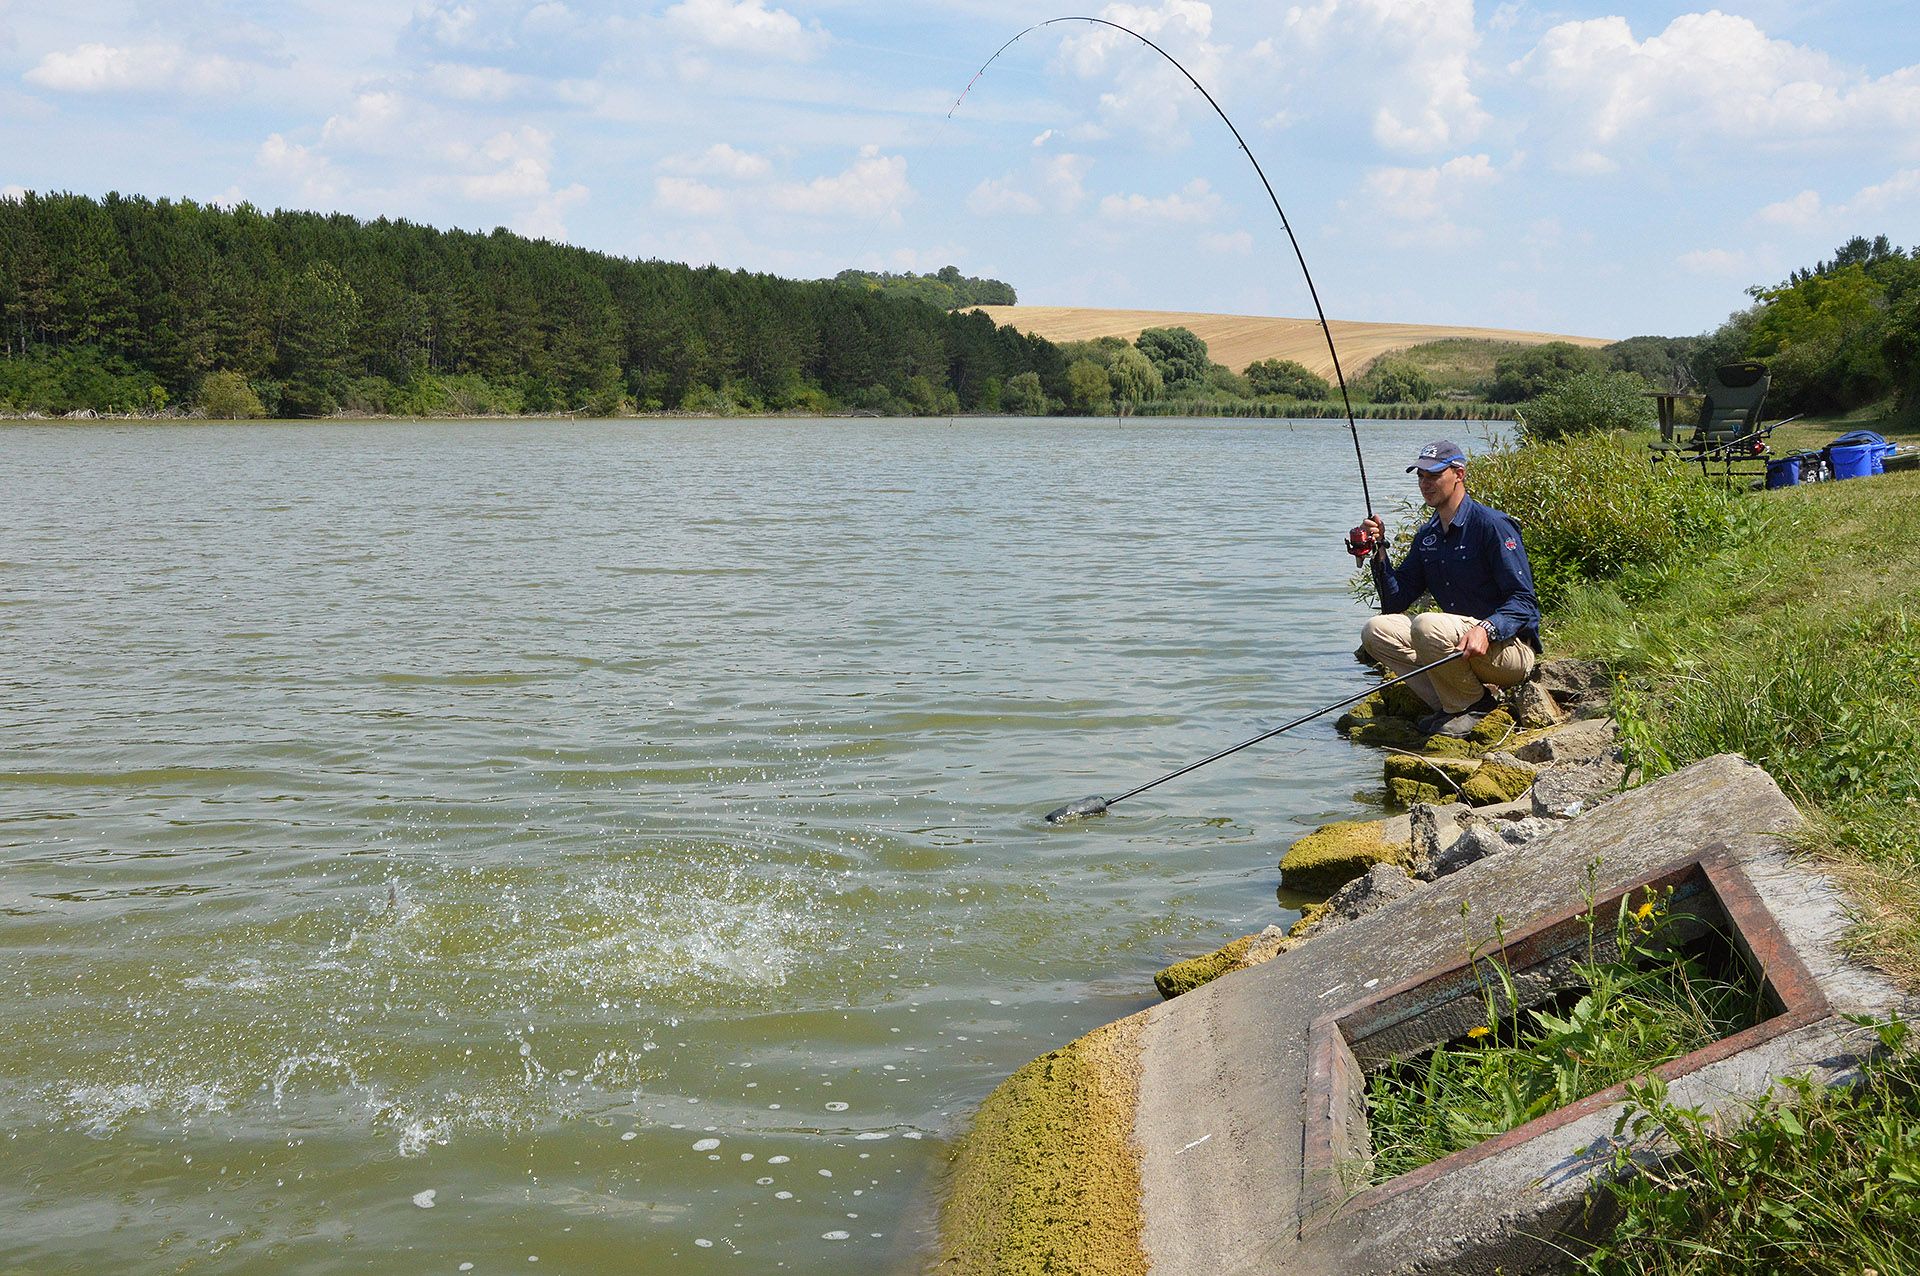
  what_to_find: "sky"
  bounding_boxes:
[2,0,1917,340]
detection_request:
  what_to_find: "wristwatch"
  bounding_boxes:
[1475,619,1497,640]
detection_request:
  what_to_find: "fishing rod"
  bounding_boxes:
[952,17,1378,555]
[1045,652,1465,823]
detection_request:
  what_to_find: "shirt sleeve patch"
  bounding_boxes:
[1503,537,1517,551]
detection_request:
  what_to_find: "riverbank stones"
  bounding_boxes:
[1278,820,1410,894]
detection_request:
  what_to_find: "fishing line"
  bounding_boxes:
[950,15,1374,520]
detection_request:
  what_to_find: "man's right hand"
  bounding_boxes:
[1361,515,1386,556]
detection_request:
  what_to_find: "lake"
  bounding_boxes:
[0,417,1483,1272]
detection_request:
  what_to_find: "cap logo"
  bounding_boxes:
[1419,445,1439,459]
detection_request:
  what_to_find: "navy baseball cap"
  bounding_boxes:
[1408,440,1467,473]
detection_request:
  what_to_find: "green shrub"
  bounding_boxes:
[1361,356,1434,404]
[196,370,267,419]
[1246,357,1331,400]
[1464,432,1744,610]
[1490,341,1606,402]
[1517,370,1657,441]
[1002,371,1047,416]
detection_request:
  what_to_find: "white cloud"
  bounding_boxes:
[320,91,411,152]
[1282,0,1486,152]
[769,146,909,218]
[1515,11,1920,163]
[663,0,827,61]
[966,153,1093,217]
[1057,1,1226,146]
[1755,169,1920,234]
[1361,153,1495,220]
[24,41,251,94]
[425,62,522,101]
[655,175,729,216]
[1678,248,1749,276]
[1200,230,1253,254]
[1098,177,1220,223]
[452,127,555,201]
[257,132,340,201]
[2,184,28,200]
[521,183,589,241]
[1031,129,1054,147]
[662,143,771,179]
[967,178,1041,216]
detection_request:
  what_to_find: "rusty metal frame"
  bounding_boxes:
[1298,845,1831,1235]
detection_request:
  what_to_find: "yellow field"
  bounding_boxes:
[969,305,1610,378]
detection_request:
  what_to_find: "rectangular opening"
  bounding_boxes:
[1300,846,1830,1233]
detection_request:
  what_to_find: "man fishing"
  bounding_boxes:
[1356,440,1541,737]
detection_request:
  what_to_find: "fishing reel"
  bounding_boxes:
[1344,524,1379,560]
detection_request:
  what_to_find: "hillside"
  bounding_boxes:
[970,305,1610,379]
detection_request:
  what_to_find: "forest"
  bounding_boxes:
[0,191,1061,417]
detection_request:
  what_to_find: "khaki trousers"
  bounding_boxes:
[1361,612,1537,713]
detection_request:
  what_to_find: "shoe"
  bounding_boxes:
[1425,692,1500,738]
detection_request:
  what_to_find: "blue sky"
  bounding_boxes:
[3,0,1917,339]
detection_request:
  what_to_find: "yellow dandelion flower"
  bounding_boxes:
[1634,900,1657,921]
[1467,1025,1491,1039]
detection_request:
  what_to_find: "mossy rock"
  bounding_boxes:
[1465,708,1517,749]
[1460,760,1536,806]
[1386,777,1447,809]
[1380,682,1429,720]
[935,1014,1149,1276]
[1154,935,1255,999]
[1279,819,1409,893]
[1347,717,1427,750]
[1419,733,1482,759]
[1288,901,1331,938]
[1383,754,1480,786]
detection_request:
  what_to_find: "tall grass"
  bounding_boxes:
[1463,432,1748,610]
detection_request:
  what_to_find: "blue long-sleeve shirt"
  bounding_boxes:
[1371,494,1542,651]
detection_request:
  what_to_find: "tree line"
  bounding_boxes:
[0,191,1063,417]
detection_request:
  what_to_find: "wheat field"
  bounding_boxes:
[969,305,1610,378]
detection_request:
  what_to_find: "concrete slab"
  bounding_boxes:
[1132,754,1905,1276]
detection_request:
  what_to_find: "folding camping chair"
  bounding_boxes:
[1649,361,1779,484]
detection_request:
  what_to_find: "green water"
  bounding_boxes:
[0,417,1465,1272]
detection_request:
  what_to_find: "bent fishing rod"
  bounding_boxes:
[1045,652,1464,824]
[953,17,1378,555]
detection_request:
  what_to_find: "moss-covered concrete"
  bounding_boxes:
[934,1012,1149,1276]
[1336,684,1430,736]
[1418,732,1481,759]
[1460,760,1536,806]
[1383,753,1480,786]
[1279,819,1410,893]
[1386,777,1447,808]
[1152,928,1291,999]
[1154,935,1254,999]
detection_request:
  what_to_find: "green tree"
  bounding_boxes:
[1603,336,1701,392]
[1110,346,1162,413]
[1489,342,1603,402]
[1516,369,1655,441]
[1134,326,1210,393]
[1002,370,1047,415]
[197,370,267,418]
[1066,358,1113,413]
[1245,357,1330,399]
[1362,356,1434,404]
[277,263,361,416]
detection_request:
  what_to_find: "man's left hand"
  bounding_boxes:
[1459,622,1491,660]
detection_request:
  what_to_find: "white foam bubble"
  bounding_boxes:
[413,1189,437,1208]
[692,1138,720,1151]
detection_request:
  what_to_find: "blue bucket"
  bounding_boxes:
[1765,457,1800,488]
[1875,443,1895,475]
[1830,442,1878,479]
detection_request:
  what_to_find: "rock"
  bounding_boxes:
[1418,733,1482,759]
[1503,679,1563,730]
[1460,758,1536,806]
[1533,658,1612,714]
[1386,777,1447,808]
[1291,863,1419,939]
[1497,816,1559,845]
[1513,717,1620,767]
[1346,717,1428,750]
[1384,753,1479,786]
[1153,926,1292,999]
[1335,684,1429,736]
[1531,757,1629,818]
[1408,801,1470,881]
[1279,819,1410,893]
[1462,797,1535,822]
[1464,707,1519,749]
[1430,821,1511,877]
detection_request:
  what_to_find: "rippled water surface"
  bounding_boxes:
[1,417,1468,1272]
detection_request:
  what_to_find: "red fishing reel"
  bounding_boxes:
[1345,524,1378,559]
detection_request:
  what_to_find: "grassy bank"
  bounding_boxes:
[1465,432,1920,1271]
